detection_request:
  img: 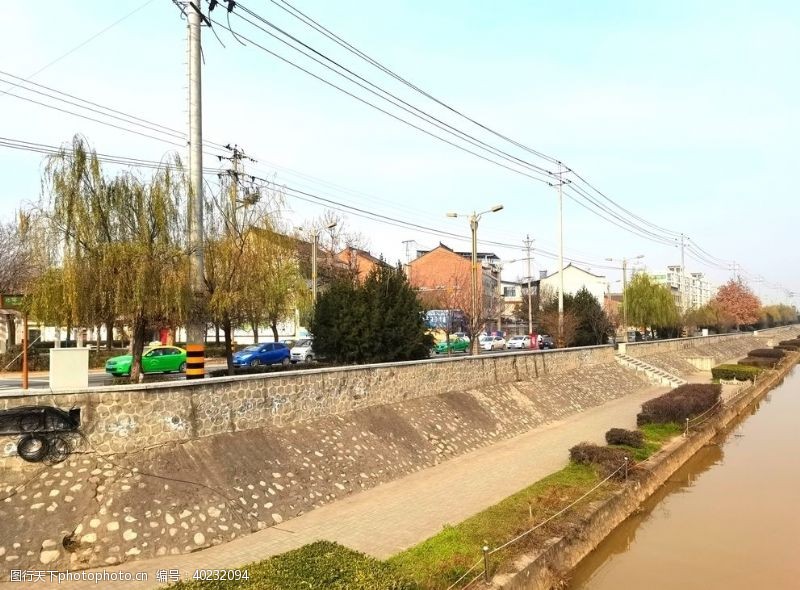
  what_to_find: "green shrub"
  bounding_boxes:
[637,383,721,425]
[747,348,785,359]
[605,428,644,448]
[569,443,629,477]
[168,541,416,590]
[739,357,777,368]
[711,364,762,381]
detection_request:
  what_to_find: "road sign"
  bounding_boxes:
[0,294,25,310]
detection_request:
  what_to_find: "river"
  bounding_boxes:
[568,367,800,590]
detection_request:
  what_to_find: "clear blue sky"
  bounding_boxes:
[1,0,797,303]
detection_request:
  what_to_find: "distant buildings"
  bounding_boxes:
[651,266,713,310]
[537,264,609,304]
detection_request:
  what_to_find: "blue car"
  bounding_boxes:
[232,342,291,368]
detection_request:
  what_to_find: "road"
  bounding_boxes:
[0,349,533,391]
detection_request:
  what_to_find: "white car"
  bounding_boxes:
[507,335,531,349]
[480,335,507,351]
[290,338,315,363]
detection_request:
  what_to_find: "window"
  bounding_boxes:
[503,287,517,297]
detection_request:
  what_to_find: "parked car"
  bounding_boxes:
[290,339,316,363]
[538,335,555,349]
[480,335,507,351]
[105,345,187,377]
[233,342,291,367]
[507,335,532,349]
[434,337,470,354]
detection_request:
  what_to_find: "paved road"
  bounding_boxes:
[0,363,228,391]
[36,383,669,590]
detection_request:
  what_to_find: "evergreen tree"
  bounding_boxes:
[312,264,433,363]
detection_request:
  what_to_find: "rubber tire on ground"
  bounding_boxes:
[281,357,290,366]
[250,359,261,367]
[17,434,50,463]
[305,355,313,363]
[179,362,187,373]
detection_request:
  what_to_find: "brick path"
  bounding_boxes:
[3,385,668,590]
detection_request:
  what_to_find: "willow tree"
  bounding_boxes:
[32,136,188,380]
[625,273,680,336]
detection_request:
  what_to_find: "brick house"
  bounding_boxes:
[407,243,502,333]
[335,247,386,283]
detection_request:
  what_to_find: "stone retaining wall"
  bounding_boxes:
[0,346,612,459]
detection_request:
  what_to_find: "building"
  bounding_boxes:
[538,264,609,304]
[335,247,386,283]
[408,243,502,332]
[652,266,713,310]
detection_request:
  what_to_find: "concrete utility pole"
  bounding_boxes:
[311,222,337,305]
[185,3,207,379]
[680,233,686,312]
[556,163,565,347]
[607,254,644,343]
[523,235,534,336]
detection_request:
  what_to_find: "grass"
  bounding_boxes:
[387,462,606,589]
[609,422,683,461]
[167,541,417,590]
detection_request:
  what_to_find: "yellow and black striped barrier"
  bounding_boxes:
[185,344,205,380]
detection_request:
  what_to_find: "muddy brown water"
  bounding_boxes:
[568,367,800,590]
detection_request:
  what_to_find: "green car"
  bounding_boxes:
[105,346,187,377]
[434,337,470,354]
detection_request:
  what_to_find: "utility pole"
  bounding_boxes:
[622,258,628,342]
[186,3,206,379]
[470,213,479,349]
[555,162,565,347]
[680,233,686,312]
[523,235,534,336]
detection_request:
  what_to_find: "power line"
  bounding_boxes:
[0,0,157,98]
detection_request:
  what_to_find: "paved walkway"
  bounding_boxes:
[5,384,669,590]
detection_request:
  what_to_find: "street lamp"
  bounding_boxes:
[606,254,644,342]
[446,204,504,354]
[297,222,337,305]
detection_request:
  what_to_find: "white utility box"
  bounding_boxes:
[50,348,90,391]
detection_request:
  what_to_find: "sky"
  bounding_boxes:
[1,0,798,304]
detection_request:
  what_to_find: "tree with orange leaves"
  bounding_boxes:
[712,279,761,329]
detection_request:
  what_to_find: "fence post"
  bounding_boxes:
[624,456,629,481]
[684,417,689,437]
[483,544,490,582]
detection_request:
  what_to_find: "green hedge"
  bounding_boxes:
[747,348,785,359]
[711,364,762,381]
[637,383,721,425]
[168,541,416,590]
[569,442,628,478]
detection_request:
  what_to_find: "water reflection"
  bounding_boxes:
[568,367,800,590]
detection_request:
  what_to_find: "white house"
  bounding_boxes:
[538,264,609,304]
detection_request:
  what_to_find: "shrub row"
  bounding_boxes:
[739,357,778,369]
[775,344,800,352]
[569,443,629,478]
[747,348,785,359]
[637,383,721,425]
[605,428,644,448]
[711,364,762,381]
[778,339,800,347]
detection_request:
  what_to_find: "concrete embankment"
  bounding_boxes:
[490,351,799,590]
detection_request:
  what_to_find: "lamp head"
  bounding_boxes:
[490,204,504,213]
[325,221,338,230]
[446,212,458,218]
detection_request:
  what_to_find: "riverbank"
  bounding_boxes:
[489,353,798,590]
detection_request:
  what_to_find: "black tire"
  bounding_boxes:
[46,435,71,464]
[17,434,50,463]
[179,362,187,373]
[305,355,314,363]
[250,359,261,367]
[281,357,290,366]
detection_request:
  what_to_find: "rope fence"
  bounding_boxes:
[447,460,628,589]
[2,335,42,372]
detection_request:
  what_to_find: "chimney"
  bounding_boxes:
[539,270,547,279]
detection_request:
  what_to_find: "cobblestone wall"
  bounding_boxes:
[0,346,613,462]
